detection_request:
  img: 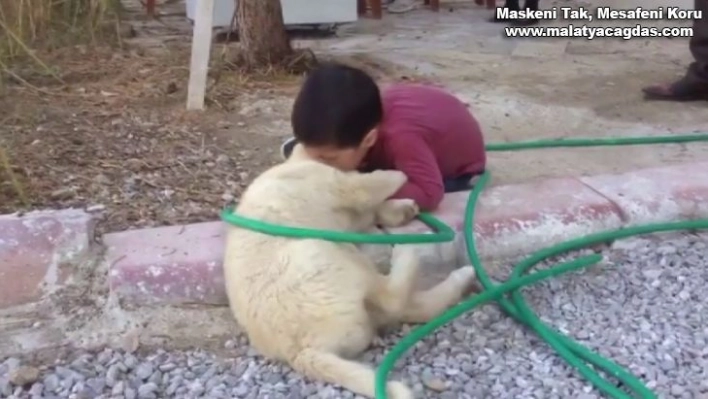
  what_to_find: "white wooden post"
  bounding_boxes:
[186,0,215,110]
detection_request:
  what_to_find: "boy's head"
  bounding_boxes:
[291,63,383,171]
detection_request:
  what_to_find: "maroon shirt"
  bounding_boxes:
[362,83,486,211]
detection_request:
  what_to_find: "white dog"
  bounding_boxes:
[223,147,477,398]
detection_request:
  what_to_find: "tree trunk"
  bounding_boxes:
[236,0,293,69]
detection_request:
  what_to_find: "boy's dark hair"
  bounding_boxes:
[291,62,383,148]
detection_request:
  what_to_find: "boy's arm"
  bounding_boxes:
[387,134,445,211]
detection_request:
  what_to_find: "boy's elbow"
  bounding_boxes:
[392,182,444,212]
[416,188,444,212]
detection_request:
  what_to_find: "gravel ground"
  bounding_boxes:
[2,233,707,399]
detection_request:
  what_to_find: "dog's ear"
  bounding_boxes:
[333,170,408,211]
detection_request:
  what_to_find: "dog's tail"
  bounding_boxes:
[292,348,413,399]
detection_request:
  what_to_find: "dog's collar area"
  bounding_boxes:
[220,208,455,244]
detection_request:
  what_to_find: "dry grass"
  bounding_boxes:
[0,42,307,226]
[0,144,28,207]
[0,0,122,209]
[0,0,122,84]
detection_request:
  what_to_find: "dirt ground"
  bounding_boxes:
[0,44,298,234]
[1,0,707,236]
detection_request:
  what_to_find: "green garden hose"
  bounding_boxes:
[374,173,708,399]
[483,133,708,151]
[221,209,455,244]
[220,133,708,399]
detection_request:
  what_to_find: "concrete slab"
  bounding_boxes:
[0,210,96,307]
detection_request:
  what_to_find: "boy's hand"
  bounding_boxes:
[375,198,419,228]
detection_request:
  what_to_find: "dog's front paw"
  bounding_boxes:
[451,266,476,286]
[376,198,419,228]
[387,381,415,399]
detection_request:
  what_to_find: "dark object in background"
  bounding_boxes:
[642,0,708,102]
[214,24,339,43]
[490,0,540,26]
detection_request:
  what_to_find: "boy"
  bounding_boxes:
[282,63,486,212]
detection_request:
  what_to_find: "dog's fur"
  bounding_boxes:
[223,147,477,398]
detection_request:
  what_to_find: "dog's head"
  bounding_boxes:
[236,156,407,232]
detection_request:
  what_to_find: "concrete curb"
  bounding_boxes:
[2,162,707,308]
[389,161,708,266]
[0,209,96,307]
[104,161,708,306]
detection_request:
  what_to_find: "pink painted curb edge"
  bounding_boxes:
[105,221,226,305]
[103,162,708,306]
[0,209,96,307]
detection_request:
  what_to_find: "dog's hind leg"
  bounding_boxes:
[291,348,414,399]
[369,245,421,318]
[401,266,477,323]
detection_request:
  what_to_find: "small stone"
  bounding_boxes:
[189,381,206,396]
[9,366,41,386]
[50,187,75,200]
[137,382,158,398]
[1,379,12,397]
[158,363,176,372]
[515,376,530,388]
[106,364,121,387]
[111,380,125,395]
[86,377,105,393]
[97,349,113,365]
[73,384,95,399]
[124,355,138,370]
[121,329,141,353]
[4,357,21,372]
[422,376,447,392]
[135,363,154,380]
[85,204,106,213]
[642,269,663,280]
[670,384,685,396]
[148,370,162,385]
[43,374,60,392]
[29,382,44,396]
